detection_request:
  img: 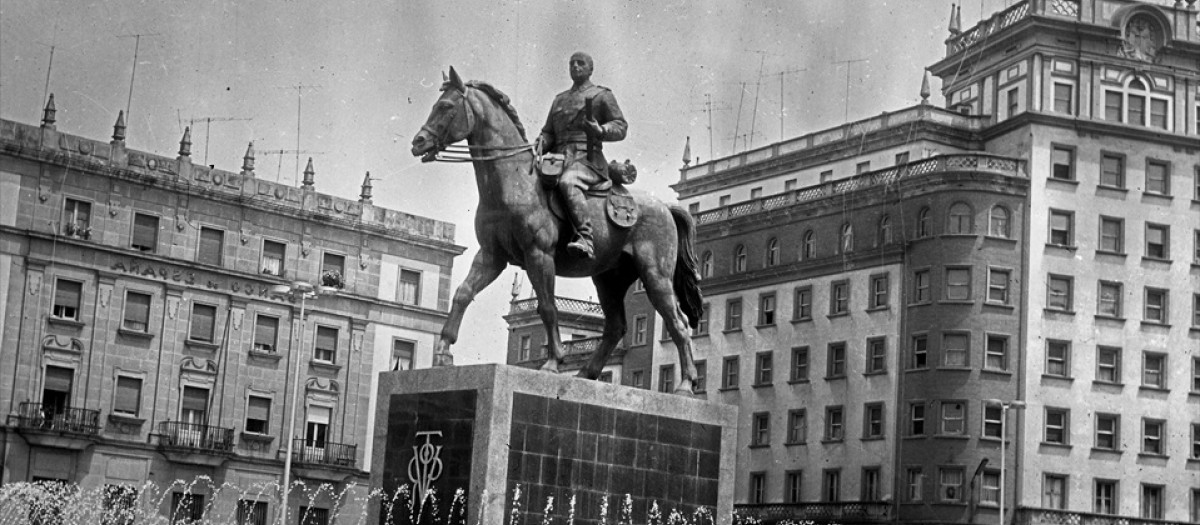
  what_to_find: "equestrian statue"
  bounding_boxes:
[409,55,704,394]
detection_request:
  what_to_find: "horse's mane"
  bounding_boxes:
[466,80,528,142]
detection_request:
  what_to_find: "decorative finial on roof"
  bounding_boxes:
[42,94,56,127]
[242,142,255,174]
[302,157,315,188]
[682,136,692,167]
[920,71,931,104]
[179,127,192,157]
[949,3,961,35]
[360,172,374,204]
[112,111,126,142]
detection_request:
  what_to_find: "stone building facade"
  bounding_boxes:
[0,103,462,523]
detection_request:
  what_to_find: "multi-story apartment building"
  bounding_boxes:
[606,1,1200,524]
[504,294,625,383]
[0,100,462,522]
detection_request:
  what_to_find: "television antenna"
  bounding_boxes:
[181,116,254,166]
[259,149,326,184]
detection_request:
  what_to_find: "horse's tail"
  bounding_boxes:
[669,204,704,329]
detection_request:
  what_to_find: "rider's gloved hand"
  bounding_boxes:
[583,118,604,139]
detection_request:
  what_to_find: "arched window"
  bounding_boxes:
[840,224,854,253]
[878,215,892,246]
[989,206,1010,238]
[802,230,815,260]
[701,251,713,278]
[947,202,972,234]
[1104,73,1170,130]
[766,238,780,267]
[733,244,747,273]
[917,207,932,238]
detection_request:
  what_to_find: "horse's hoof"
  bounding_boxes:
[674,379,696,396]
[540,359,560,373]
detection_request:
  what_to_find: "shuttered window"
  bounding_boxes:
[131,213,158,252]
[189,303,217,342]
[114,376,142,416]
[44,366,73,393]
[182,386,208,412]
[253,315,279,352]
[245,396,270,434]
[52,279,82,320]
[198,227,224,266]
[261,240,286,276]
[123,292,151,332]
[314,326,337,362]
[398,269,420,305]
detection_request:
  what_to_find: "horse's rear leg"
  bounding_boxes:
[641,271,699,395]
[578,268,638,380]
[435,250,505,366]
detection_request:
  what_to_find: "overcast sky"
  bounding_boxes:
[1,1,1013,364]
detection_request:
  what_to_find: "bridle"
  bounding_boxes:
[420,86,533,163]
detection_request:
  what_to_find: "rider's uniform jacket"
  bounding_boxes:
[539,82,627,171]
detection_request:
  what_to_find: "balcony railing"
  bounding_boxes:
[735,502,892,524]
[1016,507,1190,525]
[9,402,100,435]
[509,297,603,316]
[155,421,234,453]
[291,438,357,468]
[948,1,1031,55]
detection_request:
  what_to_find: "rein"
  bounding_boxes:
[422,87,533,163]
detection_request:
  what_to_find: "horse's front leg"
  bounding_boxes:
[434,250,506,366]
[524,251,563,372]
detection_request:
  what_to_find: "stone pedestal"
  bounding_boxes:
[369,364,737,525]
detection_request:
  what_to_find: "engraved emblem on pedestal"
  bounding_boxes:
[408,430,444,507]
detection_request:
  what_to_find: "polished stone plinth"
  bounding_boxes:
[369,364,737,525]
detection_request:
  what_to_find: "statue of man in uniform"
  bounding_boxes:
[534,52,628,258]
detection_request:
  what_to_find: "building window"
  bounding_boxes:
[237,500,269,525]
[116,291,151,333]
[1145,223,1169,259]
[1096,413,1120,451]
[198,227,224,266]
[189,303,217,342]
[299,507,330,525]
[1006,87,1020,118]
[947,202,972,234]
[913,270,930,303]
[909,403,926,436]
[839,223,853,253]
[822,469,842,502]
[695,303,710,335]
[793,286,812,320]
[940,401,965,435]
[1050,145,1075,181]
[718,195,731,207]
[1194,356,1200,393]
[987,268,1010,304]
[104,485,139,525]
[1141,484,1164,520]
[261,240,286,276]
[981,471,1001,506]
[113,376,142,417]
[391,339,414,371]
[824,406,844,442]
[632,315,647,345]
[245,395,271,434]
[751,412,770,446]
[802,230,815,259]
[1192,423,1200,460]
[700,251,712,277]
[786,410,806,444]
[829,280,849,315]
[790,346,809,382]
[721,356,739,389]
[1142,352,1166,389]
[1046,340,1070,378]
[1194,293,1200,328]
[1044,474,1067,509]
[1049,210,1074,246]
[1195,230,1200,264]
[785,471,803,503]
[1144,287,1168,324]
[171,492,204,523]
[1097,346,1121,383]
[939,467,965,503]
[863,403,884,439]
[749,472,766,504]
[826,342,846,378]
[758,293,776,325]
[314,326,338,363]
[693,361,705,392]
[725,298,742,331]
[989,206,1010,238]
[305,406,331,453]
[253,314,279,353]
[866,337,886,374]
[1146,160,1170,195]
[910,334,928,369]
[1100,153,1125,188]
[750,187,762,199]
[917,207,931,237]
[1099,217,1124,254]
[398,269,421,305]
[321,253,345,288]
[630,370,644,388]
[131,213,158,253]
[659,365,675,393]
[985,335,1008,371]
[517,335,531,362]
[52,279,83,321]
[878,215,893,245]
[1052,82,1074,114]
[869,274,889,309]
[862,467,882,501]
[765,238,779,267]
[1045,408,1069,445]
[945,267,971,301]
[1095,480,1118,515]
[942,333,968,367]
[1047,274,1073,311]
[983,403,1002,439]
[856,161,871,174]
[62,198,92,238]
[733,244,747,273]
[1105,76,1171,129]
[1096,282,1120,319]
[754,352,773,385]
[784,179,797,191]
[1142,418,1165,455]
[906,468,924,502]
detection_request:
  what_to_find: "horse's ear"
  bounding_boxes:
[448,66,466,93]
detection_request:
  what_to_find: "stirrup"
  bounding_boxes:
[567,238,594,258]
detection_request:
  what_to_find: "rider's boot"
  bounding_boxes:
[563,186,595,258]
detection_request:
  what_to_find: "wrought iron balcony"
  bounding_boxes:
[8,402,100,435]
[508,296,603,316]
[155,421,234,453]
[735,502,892,524]
[1016,507,1190,525]
[291,438,357,468]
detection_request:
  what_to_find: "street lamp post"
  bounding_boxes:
[273,281,334,525]
[985,399,1026,525]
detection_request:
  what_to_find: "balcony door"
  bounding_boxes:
[304,406,331,462]
[42,366,74,424]
[180,386,209,447]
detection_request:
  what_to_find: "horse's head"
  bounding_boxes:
[411,67,474,162]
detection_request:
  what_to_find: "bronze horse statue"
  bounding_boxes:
[410,68,703,393]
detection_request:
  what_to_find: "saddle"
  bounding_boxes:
[537,155,639,229]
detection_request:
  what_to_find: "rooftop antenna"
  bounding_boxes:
[259,149,326,184]
[35,23,61,106]
[732,82,747,153]
[690,94,731,161]
[276,84,322,184]
[833,57,870,122]
[769,66,808,141]
[117,32,161,128]
[185,116,254,166]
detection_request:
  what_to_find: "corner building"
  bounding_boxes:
[0,105,462,523]
[621,0,1200,523]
